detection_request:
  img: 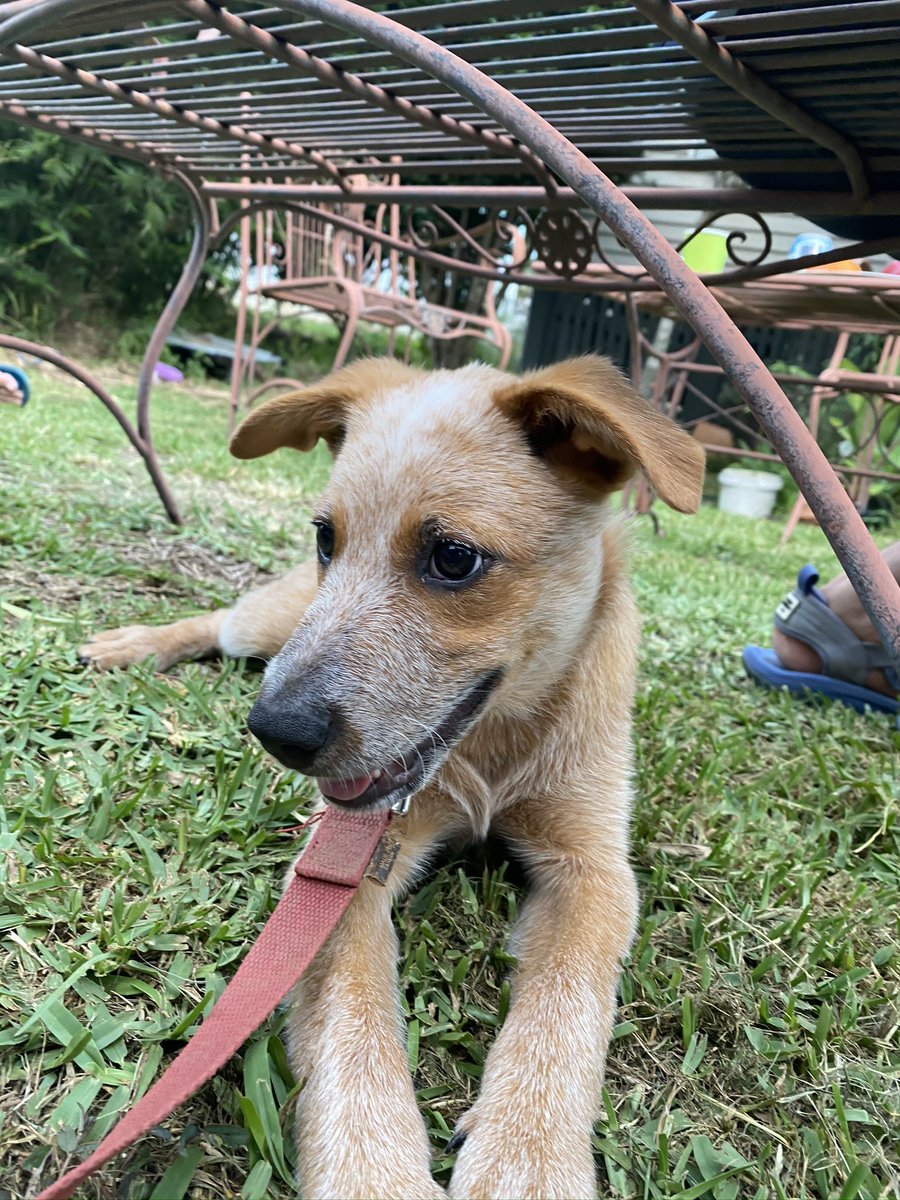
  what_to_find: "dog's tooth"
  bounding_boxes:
[372,769,383,780]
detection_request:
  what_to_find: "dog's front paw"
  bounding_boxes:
[78,625,171,670]
[298,1110,447,1200]
[448,1108,597,1200]
[303,1165,446,1200]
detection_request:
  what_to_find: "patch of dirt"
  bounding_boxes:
[111,530,271,592]
[0,533,270,607]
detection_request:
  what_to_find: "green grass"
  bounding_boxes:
[1,364,897,1200]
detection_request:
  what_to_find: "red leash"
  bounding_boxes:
[37,807,392,1200]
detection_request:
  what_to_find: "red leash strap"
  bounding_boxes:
[37,807,392,1200]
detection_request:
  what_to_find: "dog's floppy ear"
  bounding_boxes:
[229,359,421,459]
[494,355,705,512]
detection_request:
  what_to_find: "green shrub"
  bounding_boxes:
[0,123,236,339]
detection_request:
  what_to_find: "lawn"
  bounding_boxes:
[1,364,897,1200]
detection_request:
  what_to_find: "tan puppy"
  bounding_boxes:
[80,356,704,1200]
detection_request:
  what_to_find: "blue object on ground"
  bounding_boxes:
[1,364,30,405]
[742,645,898,716]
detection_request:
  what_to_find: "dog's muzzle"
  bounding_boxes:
[314,669,503,812]
[248,669,503,813]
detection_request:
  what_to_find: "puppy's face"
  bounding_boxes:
[232,357,704,812]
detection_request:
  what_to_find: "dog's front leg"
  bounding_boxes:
[449,795,639,1200]
[287,808,448,1200]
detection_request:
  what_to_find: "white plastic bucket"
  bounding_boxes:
[717,467,784,519]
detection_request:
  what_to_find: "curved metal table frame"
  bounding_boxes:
[1,0,897,658]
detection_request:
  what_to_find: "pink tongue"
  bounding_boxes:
[318,773,375,802]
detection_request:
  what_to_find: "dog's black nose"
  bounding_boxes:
[247,694,335,772]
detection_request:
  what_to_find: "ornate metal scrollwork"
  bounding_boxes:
[676,212,773,269]
[405,204,530,273]
[214,195,894,297]
[531,209,597,278]
[724,214,773,268]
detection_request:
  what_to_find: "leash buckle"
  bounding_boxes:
[297,808,393,887]
[364,828,402,885]
[391,791,412,816]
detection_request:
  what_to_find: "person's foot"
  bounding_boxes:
[0,369,25,405]
[743,563,899,717]
[772,625,896,697]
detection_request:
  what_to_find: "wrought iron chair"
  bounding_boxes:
[227,175,512,425]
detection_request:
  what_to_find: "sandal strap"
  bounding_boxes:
[774,565,897,688]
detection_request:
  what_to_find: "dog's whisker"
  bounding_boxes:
[378,714,450,773]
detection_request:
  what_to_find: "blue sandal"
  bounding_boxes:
[743,565,899,717]
[0,365,29,406]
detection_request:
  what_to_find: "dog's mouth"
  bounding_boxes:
[316,669,502,811]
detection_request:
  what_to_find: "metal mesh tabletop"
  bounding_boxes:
[2,0,899,225]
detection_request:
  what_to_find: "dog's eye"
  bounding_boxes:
[427,539,483,585]
[313,520,334,566]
